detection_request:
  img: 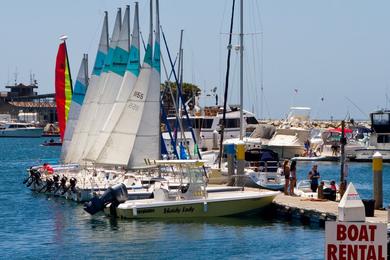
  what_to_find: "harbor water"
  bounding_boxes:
[1,138,389,259]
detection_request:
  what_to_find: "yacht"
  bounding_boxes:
[262,107,312,159]
[162,105,258,157]
[352,110,390,162]
[0,122,43,137]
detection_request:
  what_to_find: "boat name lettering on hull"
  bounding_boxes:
[163,206,195,214]
[138,208,155,214]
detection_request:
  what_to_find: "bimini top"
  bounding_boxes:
[154,159,207,167]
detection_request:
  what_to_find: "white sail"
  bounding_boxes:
[66,9,122,163]
[64,11,110,163]
[127,0,161,168]
[88,3,140,163]
[83,6,131,161]
[96,0,160,168]
[60,54,89,161]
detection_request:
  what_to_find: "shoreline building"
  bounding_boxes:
[0,79,57,124]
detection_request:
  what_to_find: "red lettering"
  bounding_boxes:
[327,244,337,260]
[367,245,376,260]
[347,245,358,260]
[359,245,367,260]
[368,225,377,241]
[378,245,386,260]
[339,244,347,260]
[337,224,347,240]
[348,225,359,241]
[359,225,369,241]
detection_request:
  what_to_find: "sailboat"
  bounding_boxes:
[84,0,279,219]
[60,54,89,157]
[65,9,120,164]
[85,3,141,162]
[50,36,73,146]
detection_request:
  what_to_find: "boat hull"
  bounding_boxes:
[108,191,278,219]
[0,128,43,138]
[351,148,390,162]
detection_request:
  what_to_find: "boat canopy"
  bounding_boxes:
[154,159,207,167]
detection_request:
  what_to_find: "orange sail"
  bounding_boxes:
[55,39,73,141]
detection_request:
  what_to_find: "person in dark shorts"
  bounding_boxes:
[308,164,320,192]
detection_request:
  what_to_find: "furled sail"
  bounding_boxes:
[66,9,121,163]
[65,12,109,163]
[60,54,89,160]
[97,0,160,168]
[88,3,140,163]
[55,38,73,142]
[83,5,131,161]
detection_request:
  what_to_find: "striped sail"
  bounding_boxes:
[55,40,73,142]
[60,54,89,161]
[83,6,131,161]
[66,9,122,163]
[97,0,160,168]
[89,3,140,163]
[65,12,109,163]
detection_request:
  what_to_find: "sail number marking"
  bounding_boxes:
[133,91,144,100]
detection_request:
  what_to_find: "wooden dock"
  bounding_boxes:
[272,193,388,227]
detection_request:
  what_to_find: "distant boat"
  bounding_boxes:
[0,122,43,138]
[42,138,62,146]
[54,36,73,145]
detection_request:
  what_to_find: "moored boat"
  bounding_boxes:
[83,160,279,218]
[0,122,43,137]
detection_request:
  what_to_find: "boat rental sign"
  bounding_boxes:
[325,222,387,259]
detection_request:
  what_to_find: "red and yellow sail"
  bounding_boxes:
[55,40,73,141]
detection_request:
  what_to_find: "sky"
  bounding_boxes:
[0,0,390,120]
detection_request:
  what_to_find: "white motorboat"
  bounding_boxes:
[294,179,338,200]
[352,110,390,162]
[262,107,312,159]
[83,160,279,218]
[0,122,43,137]
[162,105,259,156]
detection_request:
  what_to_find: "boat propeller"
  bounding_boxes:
[84,183,128,215]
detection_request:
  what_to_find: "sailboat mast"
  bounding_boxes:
[84,54,89,87]
[239,0,244,140]
[150,0,153,49]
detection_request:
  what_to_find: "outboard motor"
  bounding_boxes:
[25,168,41,187]
[38,178,53,193]
[69,177,77,193]
[53,175,67,195]
[60,176,70,195]
[84,183,128,215]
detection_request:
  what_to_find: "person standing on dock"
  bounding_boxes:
[308,164,320,192]
[289,160,297,195]
[283,160,290,195]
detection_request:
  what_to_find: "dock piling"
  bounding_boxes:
[373,151,383,209]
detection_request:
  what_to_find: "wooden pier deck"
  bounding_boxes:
[272,193,388,226]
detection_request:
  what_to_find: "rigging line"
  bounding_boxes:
[344,96,368,119]
[161,25,202,160]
